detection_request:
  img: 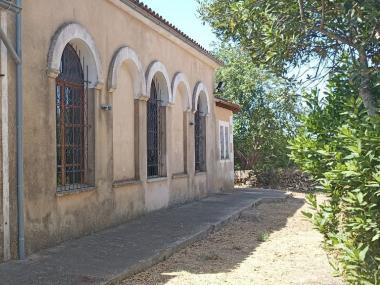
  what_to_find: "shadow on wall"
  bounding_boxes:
[123,195,305,284]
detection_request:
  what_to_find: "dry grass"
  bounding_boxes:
[121,193,345,285]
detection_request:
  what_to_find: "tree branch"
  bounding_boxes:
[358,49,378,116]
[298,0,305,21]
[316,27,358,50]
[321,0,325,30]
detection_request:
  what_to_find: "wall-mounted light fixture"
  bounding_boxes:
[100,104,112,111]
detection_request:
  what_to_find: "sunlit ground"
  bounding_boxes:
[122,193,344,285]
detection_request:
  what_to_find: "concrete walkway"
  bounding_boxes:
[0,189,287,285]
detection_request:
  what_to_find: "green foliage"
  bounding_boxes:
[289,70,380,284]
[199,0,380,76]
[215,45,300,171]
[198,0,380,114]
[258,231,270,242]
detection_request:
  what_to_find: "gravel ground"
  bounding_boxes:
[121,193,345,285]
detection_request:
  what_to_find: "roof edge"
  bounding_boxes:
[120,0,223,66]
[215,96,241,113]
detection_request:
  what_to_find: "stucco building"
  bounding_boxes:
[0,0,239,262]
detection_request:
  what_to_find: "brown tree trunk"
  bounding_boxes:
[359,51,378,116]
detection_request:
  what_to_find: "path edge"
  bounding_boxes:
[105,194,289,285]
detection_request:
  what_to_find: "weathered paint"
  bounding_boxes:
[0,0,235,260]
[215,106,235,192]
[1,11,10,261]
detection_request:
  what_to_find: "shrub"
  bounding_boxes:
[289,72,380,284]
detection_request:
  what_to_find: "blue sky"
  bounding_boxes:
[141,0,326,91]
[141,0,219,51]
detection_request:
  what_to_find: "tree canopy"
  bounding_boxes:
[199,0,380,115]
[215,44,300,171]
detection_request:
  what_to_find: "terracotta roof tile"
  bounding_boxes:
[120,0,222,65]
[215,96,241,113]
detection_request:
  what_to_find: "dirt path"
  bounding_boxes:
[121,193,344,285]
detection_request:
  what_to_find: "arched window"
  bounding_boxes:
[194,100,206,172]
[147,78,166,177]
[56,44,89,190]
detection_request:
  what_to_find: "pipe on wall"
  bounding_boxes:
[1,10,10,262]
[15,0,24,260]
[0,0,24,260]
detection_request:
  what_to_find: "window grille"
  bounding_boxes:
[56,44,89,192]
[194,102,206,172]
[220,125,225,159]
[225,125,229,159]
[147,79,161,177]
[219,122,230,160]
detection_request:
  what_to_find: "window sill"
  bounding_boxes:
[56,185,96,197]
[147,176,167,183]
[172,173,188,179]
[195,171,207,176]
[113,179,142,188]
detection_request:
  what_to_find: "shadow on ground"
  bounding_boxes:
[122,196,305,285]
[238,185,318,194]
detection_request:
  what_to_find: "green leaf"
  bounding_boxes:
[359,245,369,262]
[371,234,379,242]
[302,211,313,219]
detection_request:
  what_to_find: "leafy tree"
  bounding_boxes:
[199,0,380,115]
[215,45,300,171]
[289,63,380,284]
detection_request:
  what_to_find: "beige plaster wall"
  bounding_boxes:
[171,91,185,175]
[215,106,233,122]
[113,64,135,181]
[215,106,235,192]
[169,176,190,205]
[0,0,235,259]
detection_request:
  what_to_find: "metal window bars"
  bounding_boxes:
[56,44,90,192]
[195,101,206,172]
[147,79,162,177]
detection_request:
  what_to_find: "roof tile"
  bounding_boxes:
[121,0,222,65]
